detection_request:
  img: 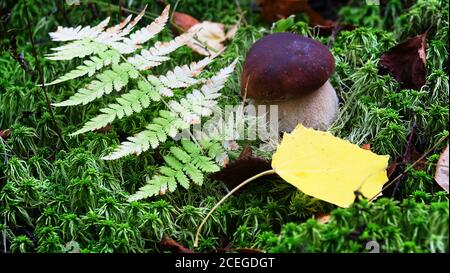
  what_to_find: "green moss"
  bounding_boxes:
[257,197,449,253]
[0,0,448,253]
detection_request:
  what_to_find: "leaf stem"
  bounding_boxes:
[194,169,276,248]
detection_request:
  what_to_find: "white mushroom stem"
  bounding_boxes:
[253,80,339,132]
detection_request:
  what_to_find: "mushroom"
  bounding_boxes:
[241,32,339,132]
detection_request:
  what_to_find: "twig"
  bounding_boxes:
[22,0,68,150]
[234,0,248,26]
[57,0,71,25]
[9,35,34,77]
[88,2,98,19]
[2,219,6,253]
[194,169,276,247]
[369,134,448,202]
[391,121,418,197]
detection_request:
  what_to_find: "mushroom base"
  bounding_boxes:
[253,80,339,132]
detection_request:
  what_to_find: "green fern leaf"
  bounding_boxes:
[47,50,121,85]
[170,146,191,163]
[183,164,204,185]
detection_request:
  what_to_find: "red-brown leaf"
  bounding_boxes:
[210,145,274,193]
[257,0,333,26]
[94,124,112,134]
[160,236,195,253]
[172,11,200,33]
[435,144,449,193]
[0,129,12,140]
[378,33,427,91]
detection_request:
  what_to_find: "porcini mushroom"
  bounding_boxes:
[241,32,339,132]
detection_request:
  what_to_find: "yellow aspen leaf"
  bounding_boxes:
[195,124,390,247]
[272,124,389,208]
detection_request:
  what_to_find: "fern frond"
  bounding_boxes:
[127,139,220,201]
[123,5,170,47]
[47,50,121,85]
[52,62,139,107]
[70,86,158,135]
[101,60,236,159]
[101,110,188,160]
[169,59,238,124]
[146,55,216,97]
[45,5,237,202]
[47,5,168,60]
[69,56,215,134]
[47,39,108,61]
[199,139,228,164]
[127,33,193,70]
[48,17,110,42]
[128,175,178,201]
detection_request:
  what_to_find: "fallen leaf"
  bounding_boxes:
[239,145,253,158]
[378,33,427,91]
[0,129,12,140]
[257,0,333,26]
[171,11,239,56]
[386,159,399,179]
[195,125,390,247]
[361,143,371,151]
[172,11,200,33]
[403,139,427,170]
[435,144,449,193]
[225,23,239,40]
[272,124,389,208]
[315,212,331,224]
[210,146,274,192]
[186,21,227,56]
[382,126,427,198]
[94,124,112,134]
[160,236,195,253]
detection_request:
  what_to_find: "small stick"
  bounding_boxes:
[194,169,275,247]
[369,134,448,202]
[23,0,68,150]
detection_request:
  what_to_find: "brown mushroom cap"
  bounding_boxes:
[241,32,335,101]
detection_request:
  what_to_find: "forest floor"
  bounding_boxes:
[0,0,448,253]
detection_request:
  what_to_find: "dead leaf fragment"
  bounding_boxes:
[435,144,449,193]
[171,11,239,56]
[257,0,333,26]
[161,236,195,253]
[187,21,226,56]
[172,11,200,32]
[0,129,12,140]
[361,143,371,151]
[378,33,427,91]
[210,146,274,192]
[315,213,331,224]
[225,23,240,40]
[94,124,112,134]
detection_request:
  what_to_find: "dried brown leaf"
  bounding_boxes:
[0,129,12,140]
[172,11,200,33]
[210,146,274,192]
[160,236,195,253]
[435,144,449,193]
[361,143,371,151]
[378,33,427,91]
[186,21,226,56]
[315,212,332,224]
